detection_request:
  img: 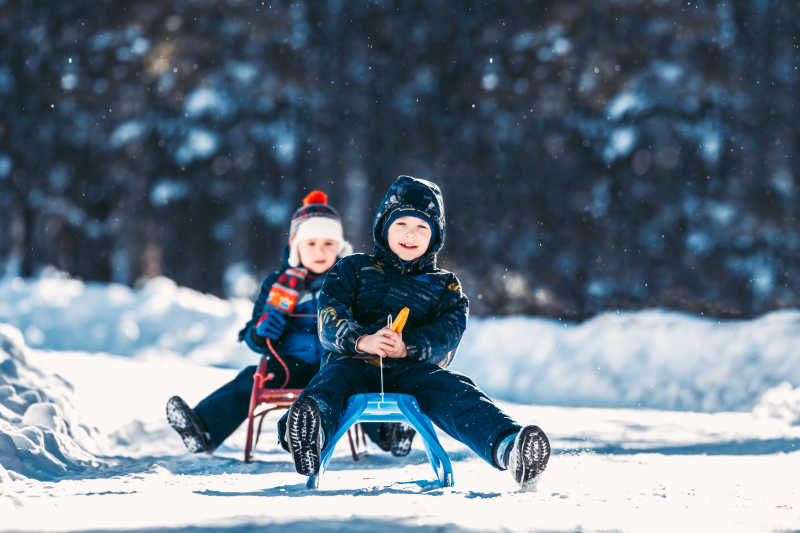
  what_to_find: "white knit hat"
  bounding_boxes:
[287,190,353,267]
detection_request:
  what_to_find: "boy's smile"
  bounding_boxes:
[386,216,432,261]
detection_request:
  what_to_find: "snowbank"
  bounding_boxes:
[0,270,254,368]
[456,311,800,412]
[2,271,800,414]
[753,382,800,426]
[0,324,103,481]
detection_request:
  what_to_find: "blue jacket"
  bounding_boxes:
[238,265,326,366]
[318,176,469,367]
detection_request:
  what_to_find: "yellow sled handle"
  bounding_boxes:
[391,307,410,334]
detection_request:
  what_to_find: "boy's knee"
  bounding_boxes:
[428,367,476,388]
[315,358,364,383]
[327,357,363,371]
[236,365,258,382]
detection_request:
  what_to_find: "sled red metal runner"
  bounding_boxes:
[243,345,367,463]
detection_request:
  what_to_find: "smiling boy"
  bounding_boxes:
[284,176,550,489]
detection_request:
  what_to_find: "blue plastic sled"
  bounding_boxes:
[307,393,454,489]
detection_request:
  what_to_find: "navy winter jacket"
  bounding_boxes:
[318,176,469,367]
[238,265,326,365]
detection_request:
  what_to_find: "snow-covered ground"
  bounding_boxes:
[2,272,800,532]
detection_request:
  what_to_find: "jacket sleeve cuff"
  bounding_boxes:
[354,335,367,354]
[245,327,268,352]
[405,341,429,361]
[344,326,368,354]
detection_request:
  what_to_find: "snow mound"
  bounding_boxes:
[455,310,800,411]
[3,271,800,413]
[0,324,103,481]
[0,270,254,368]
[753,382,800,425]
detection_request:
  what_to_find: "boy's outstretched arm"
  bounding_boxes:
[317,257,369,355]
[237,271,280,353]
[403,274,469,367]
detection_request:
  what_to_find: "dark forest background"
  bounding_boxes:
[1,0,798,319]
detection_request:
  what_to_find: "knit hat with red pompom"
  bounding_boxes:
[288,190,353,268]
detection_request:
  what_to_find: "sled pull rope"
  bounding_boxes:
[381,315,390,402]
[380,307,410,403]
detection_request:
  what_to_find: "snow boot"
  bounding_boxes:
[165,396,213,453]
[389,423,416,457]
[507,425,550,490]
[375,423,416,456]
[286,396,323,476]
[376,422,393,452]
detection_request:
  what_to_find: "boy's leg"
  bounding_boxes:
[388,362,520,469]
[279,358,374,448]
[282,358,374,473]
[187,355,317,451]
[278,356,320,389]
[167,364,260,453]
[191,365,258,449]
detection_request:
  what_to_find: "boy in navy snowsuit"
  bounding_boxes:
[284,176,550,489]
[166,191,407,454]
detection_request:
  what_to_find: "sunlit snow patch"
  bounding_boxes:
[0,325,103,481]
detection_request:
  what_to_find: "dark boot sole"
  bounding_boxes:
[286,397,322,476]
[512,425,550,488]
[166,396,212,453]
[390,424,416,457]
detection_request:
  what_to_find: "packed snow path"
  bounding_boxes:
[3,350,799,533]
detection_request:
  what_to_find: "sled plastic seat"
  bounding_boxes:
[244,354,366,463]
[307,393,454,489]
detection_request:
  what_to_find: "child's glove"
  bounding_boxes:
[255,312,287,340]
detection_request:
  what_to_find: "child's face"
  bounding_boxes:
[386,216,432,261]
[298,238,339,273]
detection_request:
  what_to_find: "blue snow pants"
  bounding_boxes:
[277,357,521,469]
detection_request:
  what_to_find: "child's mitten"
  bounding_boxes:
[255,312,287,340]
